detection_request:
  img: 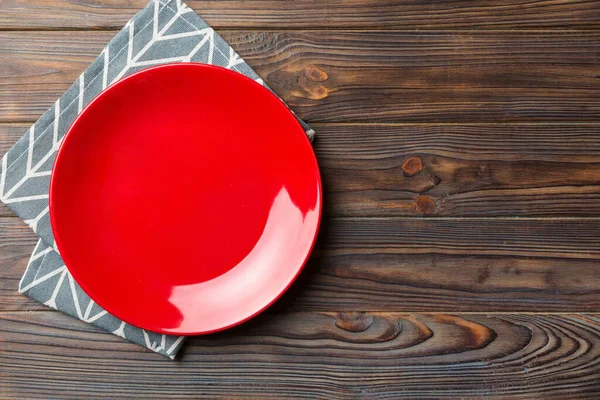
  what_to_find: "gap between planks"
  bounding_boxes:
[2,310,600,315]
[4,215,600,221]
[5,121,600,127]
[1,27,600,33]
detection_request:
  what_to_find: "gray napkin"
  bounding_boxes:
[19,240,185,358]
[2,0,314,358]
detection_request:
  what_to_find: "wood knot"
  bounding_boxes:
[412,195,435,216]
[294,84,330,100]
[433,315,496,348]
[402,157,423,177]
[289,65,331,100]
[308,85,330,100]
[477,265,490,284]
[305,65,328,82]
[335,312,374,333]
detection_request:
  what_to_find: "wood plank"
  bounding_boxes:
[0,124,26,155]
[288,217,600,312]
[0,218,43,311]
[315,123,600,217]
[0,124,26,218]
[319,218,600,259]
[4,122,600,218]
[0,203,15,218]
[3,217,600,312]
[2,311,600,398]
[1,31,599,123]
[1,0,599,30]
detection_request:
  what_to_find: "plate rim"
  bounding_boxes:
[49,62,322,335]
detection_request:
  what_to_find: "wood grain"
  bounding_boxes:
[0,124,28,217]
[315,123,600,217]
[4,122,600,218]
[0,124,25,155]
[291,217,600,312]
[1,1,600,397]
[2,311,600,398]
[1,0,599,30]
[0,218,40,311]
[1,31,599,123]
[3,217,600,313]
[320,218,600,259]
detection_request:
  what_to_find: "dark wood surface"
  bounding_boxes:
[1,1,600,398]
[4,311,600,399]
[2,0,599,29]
[4,216,600,313]
[2,31,600,123]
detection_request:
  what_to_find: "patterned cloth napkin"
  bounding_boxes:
[2,0,314,358]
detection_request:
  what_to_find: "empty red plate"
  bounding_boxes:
[49,63,322,335]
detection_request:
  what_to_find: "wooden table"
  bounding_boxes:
[1,1,600,398]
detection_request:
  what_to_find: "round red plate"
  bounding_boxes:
[50,63,322,335]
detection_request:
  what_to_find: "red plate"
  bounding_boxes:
[50,63,322,335]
